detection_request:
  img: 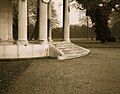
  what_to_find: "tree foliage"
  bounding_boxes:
[110,12,120,39]
[75,0,120,42]
[51,2,59,28]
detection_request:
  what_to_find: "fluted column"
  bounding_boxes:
[39,0,49,44]
[18,0,28,44]
[63,0,70,42]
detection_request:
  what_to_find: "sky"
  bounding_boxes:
[52,0,80,26]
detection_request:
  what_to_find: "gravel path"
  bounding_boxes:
[2,48,119,94]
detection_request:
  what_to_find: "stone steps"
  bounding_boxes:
[50,42,90,60]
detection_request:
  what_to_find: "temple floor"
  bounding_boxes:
[0,41,120,94]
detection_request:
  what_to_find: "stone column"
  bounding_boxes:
[39,0,48,44]
[0,0,13,42]
[18,0,28,44]
[48,0,52,42]
[8,0,14,42]
[63,0,70,42]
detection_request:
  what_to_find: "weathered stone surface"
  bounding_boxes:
[0,45,3,58]
[4,45,18,58]
[0,44,49,59]
[50,42,90,60]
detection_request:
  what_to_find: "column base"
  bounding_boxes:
[8,38,14,42]
[0,41,11,45]
[48,38,53,42]
[38,40,48,44]
[0,38,14,45]
[17,40,29,45]
[63,39,71,43]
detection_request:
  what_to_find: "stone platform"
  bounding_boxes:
[0,43,49,59]
[0,42,90,60]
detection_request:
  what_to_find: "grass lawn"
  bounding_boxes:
[0,40,120,94]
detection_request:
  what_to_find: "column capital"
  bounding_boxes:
[42,0,50,4]
[22,0,25,1]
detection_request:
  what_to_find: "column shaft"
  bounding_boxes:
[0,0,12,42]
[8,0,14,42]
[18,0,28,44]
[63,0,70,42]
[48,1,52,42]
[39,0,48,43]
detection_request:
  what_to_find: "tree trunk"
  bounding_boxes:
[86,6,116,43]
[94,7,111,43]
